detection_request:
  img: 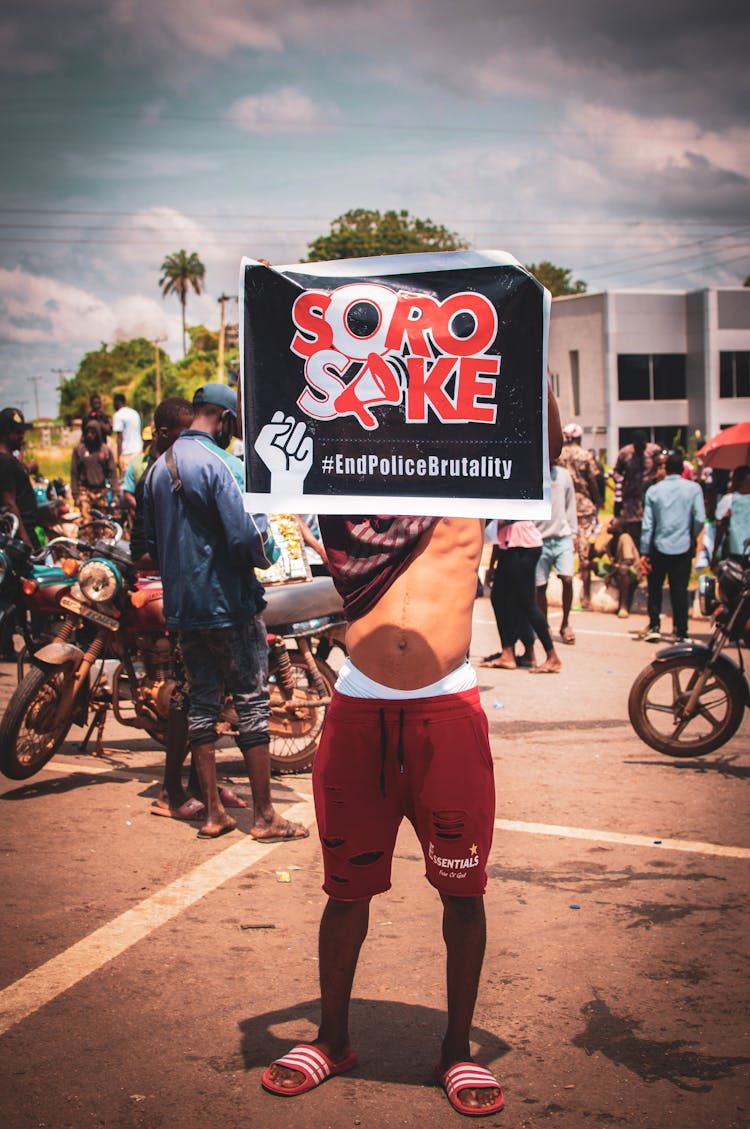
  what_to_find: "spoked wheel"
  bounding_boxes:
[268,654,336,774]
[628,654,745,757]
[0,664,76,779]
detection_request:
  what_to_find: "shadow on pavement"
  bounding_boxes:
[623,755,750,780]
[0,772,131,800]
[572,991,750,1092]
[239,996,510,1083]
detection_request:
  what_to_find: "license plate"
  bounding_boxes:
[59,594,119,630]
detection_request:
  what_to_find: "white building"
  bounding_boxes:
[548,287,750,460]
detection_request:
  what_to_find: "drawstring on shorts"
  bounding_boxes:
[378,707,406,796]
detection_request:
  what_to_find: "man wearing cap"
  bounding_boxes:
[0,407,60,549]
[144,382,309,844]
[558,423,601,612]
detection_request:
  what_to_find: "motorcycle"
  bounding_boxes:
[0,535,346,779]
[628,557,750,756]
[0,512,80,664]
[262,576,345,773]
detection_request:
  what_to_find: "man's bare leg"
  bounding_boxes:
[580,557,592,609]
[439,893,502,1110]
[559,576,575,642]
[191,740,236,837]
[267,897,370,1089]
[157,705,191,810]
[241,742,307,840]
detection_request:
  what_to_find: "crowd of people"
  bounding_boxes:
[3,391,749,1117]
[480,425,740,667]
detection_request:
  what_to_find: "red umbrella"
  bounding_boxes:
[697,421,750,469]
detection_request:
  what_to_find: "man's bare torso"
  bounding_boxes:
[345,517,483,690]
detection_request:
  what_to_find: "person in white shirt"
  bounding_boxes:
[112,393,143,472]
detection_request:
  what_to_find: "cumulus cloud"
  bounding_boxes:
[2,2,747,128]
[0,267,172,347]
[226,87,341,134]
[0,0,281,75]
[108,0,281,60]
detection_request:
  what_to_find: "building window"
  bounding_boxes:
[617,354,686,400]
[569,350,581,416]
[618,426,685,450]
[719,351,750,398]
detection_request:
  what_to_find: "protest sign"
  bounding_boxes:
[241,250,551,518]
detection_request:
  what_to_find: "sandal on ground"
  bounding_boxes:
[150,797,205,821]
[435,1060,505,1117]
[480,652,501,664]
[261,1044,359,1096]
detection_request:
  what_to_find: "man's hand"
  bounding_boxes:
[254,412,313,495]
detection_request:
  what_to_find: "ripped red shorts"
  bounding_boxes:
[312,686,496,901]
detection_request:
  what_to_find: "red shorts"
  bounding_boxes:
[312,687,496,901]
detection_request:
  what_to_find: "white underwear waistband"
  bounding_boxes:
[334,657,477,699]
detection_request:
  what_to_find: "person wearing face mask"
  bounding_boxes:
[70,418,118,525]
[143,383,309,845]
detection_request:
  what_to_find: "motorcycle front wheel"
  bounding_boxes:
[0,663,76,779]
[628,654,745,757]
[268,653,336,774]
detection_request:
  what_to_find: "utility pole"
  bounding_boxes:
[151,337,167,403]
[217,293,237,383]
[29,375,46,421]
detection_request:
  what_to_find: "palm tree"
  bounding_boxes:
[158,250,206,358]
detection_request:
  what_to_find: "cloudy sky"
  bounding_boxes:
[2,0,749,417]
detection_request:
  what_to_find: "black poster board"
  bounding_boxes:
[241,250,550,518]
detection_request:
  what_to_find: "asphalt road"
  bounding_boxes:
[1,598,749,1129]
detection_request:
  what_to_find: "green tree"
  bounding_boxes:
[305,208,468,261]
[525,261,587,297]
[59,337,163,424]
[158,249,206,358]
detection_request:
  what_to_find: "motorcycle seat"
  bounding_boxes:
[263,576,343,629]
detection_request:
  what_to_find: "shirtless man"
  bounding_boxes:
[261,393,562,1116]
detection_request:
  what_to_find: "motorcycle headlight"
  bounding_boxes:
[78,558,121,603]
[717,559,745,605]
[698,573,716,617]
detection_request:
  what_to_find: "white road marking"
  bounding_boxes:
[3,793,746,1041]
[0,800,315,1039]
[40,760,116,776]
[475,613,647,641]
[475,612,707,642]
[494,817,750,859]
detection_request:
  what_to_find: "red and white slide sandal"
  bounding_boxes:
[261,1044,359,1096]
[435,1060,505,1117]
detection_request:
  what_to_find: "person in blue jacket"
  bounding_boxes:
[144,382,309,843]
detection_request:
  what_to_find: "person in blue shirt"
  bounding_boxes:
[144,382,308,843]
[713,466,750,565]
[640,450,705,643]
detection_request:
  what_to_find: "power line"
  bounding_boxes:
[4,106,708,141]
[0,207,744,232]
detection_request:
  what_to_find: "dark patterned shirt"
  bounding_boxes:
[614,443,662,521]
[558,443,601,518]
[319,515,439,622]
